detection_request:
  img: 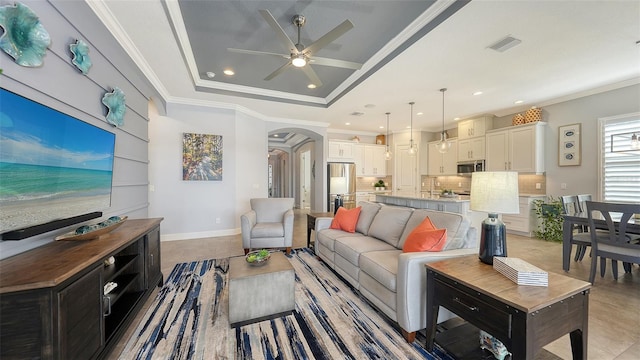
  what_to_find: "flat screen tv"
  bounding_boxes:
[0,88,116,239]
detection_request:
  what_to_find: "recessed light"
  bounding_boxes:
[514,100,524,104]
[307,84,317,89]
[350,111,365,116]
[454,117,461,121]
[364,104,376,108]
[379,126,384,129]
[273,134,279,137]
[473,91,483,96]
[223,69,235,76]
[406,125,411,129]
[206,71,215,78]
[417,112,424,116]
[345,122,351,125]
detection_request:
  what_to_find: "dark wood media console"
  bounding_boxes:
[0,218,163,359]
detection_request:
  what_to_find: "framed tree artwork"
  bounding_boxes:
[182,133,223,180]
[558,123,581,166]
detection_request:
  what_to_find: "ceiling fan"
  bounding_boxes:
[228,9,363,87]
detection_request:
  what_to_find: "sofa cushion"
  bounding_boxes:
[317,229,362,251]
[398,209,470,251]
[359,250,401,292]
[334,236,396,266]
[355,201,381,235]
[402,217,447,252]
[330,206,362,233]
[367,206,413,247]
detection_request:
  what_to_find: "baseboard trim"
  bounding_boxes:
[161,228,240,241]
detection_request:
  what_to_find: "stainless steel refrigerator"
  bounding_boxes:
[327,162,356,213]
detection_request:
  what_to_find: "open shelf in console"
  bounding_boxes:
[104,254,138,283]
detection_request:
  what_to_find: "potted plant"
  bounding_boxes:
[374,180,385,190]
[532,196,565,242]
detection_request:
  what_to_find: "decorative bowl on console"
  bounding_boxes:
[55,216,128,241]
[245,249,271,266]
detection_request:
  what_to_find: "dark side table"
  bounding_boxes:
[425,256,591,359]
[307,212,333,248]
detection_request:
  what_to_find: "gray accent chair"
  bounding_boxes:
[241,198,295,255]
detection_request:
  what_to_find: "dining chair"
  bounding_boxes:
[586,201,640,284]
[561,195,591,265]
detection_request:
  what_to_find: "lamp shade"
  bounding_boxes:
[470,172,519,214]
[330,177,348,195]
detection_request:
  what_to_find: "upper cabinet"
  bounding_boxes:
[428,139,458,175]
[457,136,485,162]
[457,115,494,139]
[354,144,386,176]
[486,122,546,173]
[328,140,354,161]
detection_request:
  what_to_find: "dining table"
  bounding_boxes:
[562,211,640,271]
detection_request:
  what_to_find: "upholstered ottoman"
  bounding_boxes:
[228,252,295,327]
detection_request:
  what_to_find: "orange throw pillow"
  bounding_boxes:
[330,206,362,233]
[403,217,448,252]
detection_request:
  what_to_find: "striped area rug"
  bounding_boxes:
[120,248,453,360]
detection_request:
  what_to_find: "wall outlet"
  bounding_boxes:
[561,183,567,190]
[215,217,221,224]
[535,183,542,189]
[149,185,155,192]
[458,182,462,187]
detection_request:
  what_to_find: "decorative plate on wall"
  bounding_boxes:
[0,2,51,67]
[102,87,126,127]
[70,39,92,74]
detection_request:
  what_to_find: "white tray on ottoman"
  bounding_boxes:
[228,251,295,327]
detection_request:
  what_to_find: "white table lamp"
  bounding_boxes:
[471,172,520,264]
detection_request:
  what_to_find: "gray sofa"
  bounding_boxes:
[315,201,478,342]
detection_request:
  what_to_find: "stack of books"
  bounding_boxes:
[493,257,548,287]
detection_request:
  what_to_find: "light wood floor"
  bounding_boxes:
[110,209,640,359]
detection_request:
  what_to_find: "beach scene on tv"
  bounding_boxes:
[0,89,116,234]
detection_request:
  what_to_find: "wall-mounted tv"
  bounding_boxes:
[0,88,116,239]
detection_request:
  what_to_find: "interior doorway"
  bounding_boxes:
[300,150,311,209]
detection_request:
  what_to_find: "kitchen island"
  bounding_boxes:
[375,194,486,242]
[375,194,470,214]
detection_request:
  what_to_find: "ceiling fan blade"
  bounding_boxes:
[301,65,323,87]
[227,48,289,60]
[264,62,292,81]
[259,9,297,53]
[303,19,354,56]
[310,56,362,70]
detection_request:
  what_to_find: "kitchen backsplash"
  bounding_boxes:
[356,176,392,191]
[420,174,546,195]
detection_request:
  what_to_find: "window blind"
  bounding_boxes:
[601,116,640,203]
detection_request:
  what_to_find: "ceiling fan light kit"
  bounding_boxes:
[227,9,362,88]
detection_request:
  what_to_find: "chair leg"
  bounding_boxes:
[600,257,607,278]
[401,329,416,343]
[573,245,583,261]
[244,248,249,255]
[612,260,618,280]
[623,262,632,273]
[589,255,597,284]
[285,247,291,255]
[577,246,588,261]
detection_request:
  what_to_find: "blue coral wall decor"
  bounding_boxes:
[0,2,51,67]
[70,39,92,74]
[102,87,126,127]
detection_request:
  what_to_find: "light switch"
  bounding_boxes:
[535,183,541,189]
[561,183,567,189]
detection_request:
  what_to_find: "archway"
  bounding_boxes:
[267,127,325,212]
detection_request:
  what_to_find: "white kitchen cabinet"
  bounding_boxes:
[457,136,485,162]
[502,195,545,237]
[354,144,386,176]
[457,115,494,140]
[427,139,458,175]
[485,122,546,173]
[328,140,354,161]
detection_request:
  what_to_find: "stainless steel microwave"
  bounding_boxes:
[457,160,485,176]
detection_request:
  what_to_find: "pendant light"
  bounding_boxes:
[408,102,418,156]
[437,88,451,154]
[384,112,392,160]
